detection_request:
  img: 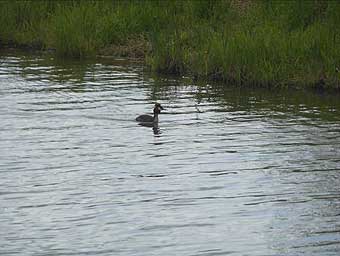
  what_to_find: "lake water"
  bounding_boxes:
[1,50,340,256]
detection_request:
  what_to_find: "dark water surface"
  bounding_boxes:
[1,51,340,256]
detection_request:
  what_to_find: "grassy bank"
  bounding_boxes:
[1,0,340,89]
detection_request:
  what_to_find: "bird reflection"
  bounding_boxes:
[138,122,161,135]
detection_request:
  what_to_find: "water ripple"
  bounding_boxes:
[1,51,340,256]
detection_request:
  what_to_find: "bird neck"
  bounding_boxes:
[153,113,159,122]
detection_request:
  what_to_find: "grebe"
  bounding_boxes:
[136,103,164,123]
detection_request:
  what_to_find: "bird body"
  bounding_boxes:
[136,114,155,123]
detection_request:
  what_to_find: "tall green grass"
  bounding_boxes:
[0,0,340,89]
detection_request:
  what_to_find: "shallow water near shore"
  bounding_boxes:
[1,50,340,256]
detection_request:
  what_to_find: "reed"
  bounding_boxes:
[0,0,339,89]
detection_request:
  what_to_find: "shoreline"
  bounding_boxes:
[1,43,339,95]
[1,0,339,92]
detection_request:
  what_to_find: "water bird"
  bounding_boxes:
[136,103,164,124]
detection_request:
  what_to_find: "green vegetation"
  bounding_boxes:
[1,0,340,89]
